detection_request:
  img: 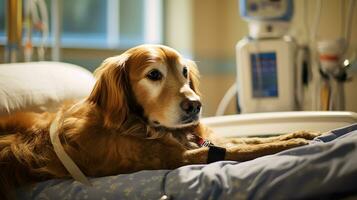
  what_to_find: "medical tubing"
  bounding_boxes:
[341,0,345,39]
[309,0,322,110]
[344,0,356,54]
[37,0,49,61]
[215,83,237,116]
[159,170,171,200]
[310,0,321,44]
[303,0,310,43]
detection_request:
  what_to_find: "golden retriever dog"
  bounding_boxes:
[0,44,320,199]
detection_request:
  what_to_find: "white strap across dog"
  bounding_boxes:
[49,112,92,186]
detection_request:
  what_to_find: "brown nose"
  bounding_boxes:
[180,99,202,115]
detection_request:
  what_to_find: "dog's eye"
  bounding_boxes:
[146,69,163,81]
[183,67,188,78]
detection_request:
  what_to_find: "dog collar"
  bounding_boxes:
[195,136,226,163]
[196,136,214,147]
[49,112,92,186]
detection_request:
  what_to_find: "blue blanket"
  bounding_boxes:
[17,124,357,200]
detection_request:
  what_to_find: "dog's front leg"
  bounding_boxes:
[210,131,322,147]
[183,138,308,164]
[224,138,309,161]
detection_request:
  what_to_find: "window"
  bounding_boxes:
[0,0,163,49]
[61,0,108,47]
[0,0,5,37]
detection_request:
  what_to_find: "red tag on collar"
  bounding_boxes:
[197,136,213,147]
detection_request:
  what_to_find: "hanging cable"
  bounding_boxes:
[344,0,356,54]
[36,0,49,61]
[340,0,346,39]
[24,0,33,62]
[310,0,322,46]
[309,0,322,110]
[303,0,310,44]
[29,0,49,61]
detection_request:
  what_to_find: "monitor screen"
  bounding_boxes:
[250,52,278,98]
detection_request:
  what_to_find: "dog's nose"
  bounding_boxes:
[180,99,202,115]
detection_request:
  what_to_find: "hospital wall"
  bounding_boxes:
[191,0,357,116]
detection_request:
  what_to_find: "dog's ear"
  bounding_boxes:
[87,54,131,128]
[186,59,201,96]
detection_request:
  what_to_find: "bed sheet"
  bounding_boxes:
[17,124,357,200]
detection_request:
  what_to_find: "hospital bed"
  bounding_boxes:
[1,62,357,199]
[17,114,357,200]
[202,111,357,137]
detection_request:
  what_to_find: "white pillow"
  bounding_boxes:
[0,61,95,116]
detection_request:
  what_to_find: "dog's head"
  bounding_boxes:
[87,44,201,129]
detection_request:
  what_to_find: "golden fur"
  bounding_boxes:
[0,44,320,199]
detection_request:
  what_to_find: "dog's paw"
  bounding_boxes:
[284,138,310,147]
[279,131,322,141]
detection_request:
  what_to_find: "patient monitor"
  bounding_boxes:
[236,0,297,113]
[237,37,296,113]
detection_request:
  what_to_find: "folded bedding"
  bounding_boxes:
[17,124,357,200]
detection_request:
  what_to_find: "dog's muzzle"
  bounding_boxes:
[180,99,201,124]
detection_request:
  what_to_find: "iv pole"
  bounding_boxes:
[51,0,61,61]
[5,0,22,63]
[4,0,61,62]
